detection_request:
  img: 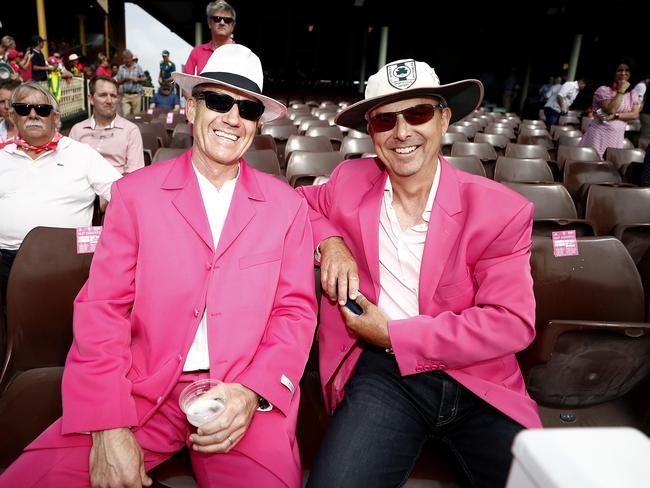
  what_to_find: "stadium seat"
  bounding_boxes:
[444,155,486,178]
[494,157,553,183]
[242,149,282,176]
[285,151,345,187]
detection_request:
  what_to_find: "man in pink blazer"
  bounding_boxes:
[299,60,541,488]
[0,45,316,488]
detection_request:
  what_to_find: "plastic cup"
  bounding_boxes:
[179,378,227,427]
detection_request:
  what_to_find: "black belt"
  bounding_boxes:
[124,91,141,94]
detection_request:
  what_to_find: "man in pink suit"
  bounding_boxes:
[299,60,541,487]
[0,44,317,488]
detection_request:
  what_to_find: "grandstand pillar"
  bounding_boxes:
[195,22,202,46]
[377,26,389,69]
[518,59,532,114]
[567,34,582,81]
[104,14,110,57]
[78,16,87,56]
[359,27,369,94]
[36,0,49,57]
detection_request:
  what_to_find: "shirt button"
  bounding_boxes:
[156,396,163,404]
[193,308,200,317]
[340,345,347,352]
[206,262,212,270]
[177,355,183,362]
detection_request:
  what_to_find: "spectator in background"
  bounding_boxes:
[159,49,176,84]
[543,77,588,129]
[70,75,144,175]
[0,79,20,142]
[580,63,641,158]
[68,53,83,77]
[115,49,145,115]
[30,34,53,82]
[6,50,24,81]
[633,74,649,107]
[110,63,119,77]
[95,53,112,77]
[184,0,236,76]
[0,81,120,298]
[538,76,555,104]
[149,82,181,111]
[143,70,154,88]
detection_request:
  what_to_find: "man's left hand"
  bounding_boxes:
[189,382,258,454]
[340,294,391,348]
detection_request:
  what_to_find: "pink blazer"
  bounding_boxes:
[298,157,542,429]
[39,151,317,486]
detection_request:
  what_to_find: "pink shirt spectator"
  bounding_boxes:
[183,39,235,75]
[96,65,113,77]
[580,86,640,157]
[69,114,144,175]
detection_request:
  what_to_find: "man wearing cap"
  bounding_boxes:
[68,53,83,77]
[299,59,541,488]
[0,44,316,488]
[30,35,53,82]
[70,75,145,175]
[184,0,236,77]
[150,81,181,111]
[159,50,176,85]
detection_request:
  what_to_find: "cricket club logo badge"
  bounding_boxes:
[387,60,417,90]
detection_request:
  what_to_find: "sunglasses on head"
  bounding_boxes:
[194,91,265,121]
[367,103,447,133]
[210,15,234,24]
[12,103,54,117]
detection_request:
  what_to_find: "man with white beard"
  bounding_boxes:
[0,81,121,298]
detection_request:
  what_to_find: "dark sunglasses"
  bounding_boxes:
[210,15,234,24]
[195,91,265,121]
[12,103,54,117]
[367,103,446,133]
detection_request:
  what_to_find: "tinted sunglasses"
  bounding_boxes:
[12,103,54,117]
[367,103,446,133]
[210,15,234,24]
[195,91,265,121]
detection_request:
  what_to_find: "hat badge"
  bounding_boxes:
[387,60,417,90]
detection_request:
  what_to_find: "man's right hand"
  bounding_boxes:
[319,236,360,305]
[90,428,152,488]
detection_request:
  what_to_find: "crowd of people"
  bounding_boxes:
[0,0,647,487]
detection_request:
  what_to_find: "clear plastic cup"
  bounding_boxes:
[179,378,227,427]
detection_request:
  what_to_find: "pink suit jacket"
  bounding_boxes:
[31,150,317,487]
[298,156,542,429]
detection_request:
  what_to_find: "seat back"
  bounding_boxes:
[1,228,92,388]
[242,149,282,176]
[450,141,497,161]
[586,185,650,235]
[563,161,621,200]
[530,236,644,329]
[503,183,577,219]
[605,148,646,172]
[285,135,332,162]
[168,132,193,149]
[473,132,509,149]
[557,145,601,171]
[286,151,345,187]
[305,125,344,142]
[152,147,186,163]
[444,155,486,177]
[494,157,553,183]
[340,136,375,159]
[505,143,550,160]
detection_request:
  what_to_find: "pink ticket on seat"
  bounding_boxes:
[76,226,103,254]
[552,230,579,257]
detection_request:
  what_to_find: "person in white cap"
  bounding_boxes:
[298,60,541,487]
[1,44,317,488]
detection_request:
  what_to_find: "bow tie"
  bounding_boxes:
[13,133,63,154]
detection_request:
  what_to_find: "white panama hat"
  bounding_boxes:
[335,59,483,132]
[172,44,286,123]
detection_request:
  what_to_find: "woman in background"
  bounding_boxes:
[580,62,641,157]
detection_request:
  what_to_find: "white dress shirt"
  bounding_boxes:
[183,163,239,371]
[545,81,580,112]
[377,158,441,320]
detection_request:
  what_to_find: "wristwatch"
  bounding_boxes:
[257,395,272,412]
[614,113,620,120]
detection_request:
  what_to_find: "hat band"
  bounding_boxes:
[198,72,261,94]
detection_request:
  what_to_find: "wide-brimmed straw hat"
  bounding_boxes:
[335,59,483,132]
[172,44,286,123]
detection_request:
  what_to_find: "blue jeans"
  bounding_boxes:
[306,348,523,488]
[544,107,560,129]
